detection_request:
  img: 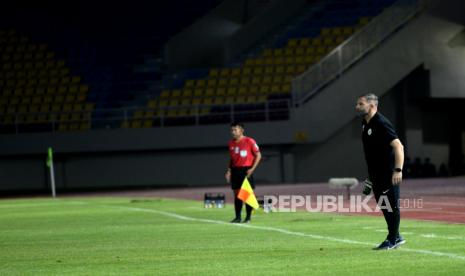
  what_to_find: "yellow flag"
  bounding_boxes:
[237,177,259,210]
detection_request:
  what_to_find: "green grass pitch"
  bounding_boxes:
[1,197,465,275]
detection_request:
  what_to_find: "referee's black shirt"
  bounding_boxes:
[362,112,398,184]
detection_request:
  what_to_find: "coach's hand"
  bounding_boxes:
[225,170,231,184]
[392,172,402,185]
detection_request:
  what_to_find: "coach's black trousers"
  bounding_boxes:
[373,185,400,243]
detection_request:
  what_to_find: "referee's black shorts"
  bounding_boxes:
[230,167,255,190]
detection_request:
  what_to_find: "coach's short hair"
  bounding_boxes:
[230,122,244,129]
[359,93,378,106]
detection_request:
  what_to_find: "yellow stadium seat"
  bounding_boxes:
[236,96,246,104]
[216,88,226,97]
[262,75,272,84]
[273,57,285,65]
[203,98,213,105]
[312,38,322,46]
[169,89,180,98]
[185,79,195,88]
[73,103,83,112]
[317,46,327,55]
[148,99,157,109]
[240,77,250,86]
[204,88,214,97]
[237,86,248,95]
[253,67,264,75]
[359,17,370,25]
[209,68,219,78]
[287,39,298,48]
[143,120,153,128]
[299,38,310,47]
[207,79,217,87]
[296,65,307,74]
[178,109,189,117]
[80,122,91,131]
[134,110,144,119]
[169,99,179,107]
[59,113,70,122]
[264,57,274,66]
[51,104,61,112]
[246,96,257,103]
[244,58,255,67]
[257,95,267,103]
[181,99,191,106]
[37,114,48,123]
[166,109,177,118]
[18,105,28,113]
[282,84,292,93]
[343,27,353,36]
[220,68,231,77]
[214,97,224,105]
[249,86,259,94]
[55,95,65,103]
[84,103,94,111]
[251,76,261,85]
[182,89,193,98]
[68,85,78,94]
[286,66,296,75]
[231,68,241,77]
[79,84,89,93]
[144,110,155,118]
[284,48,294,56]
[195,79,206,87]
[226,87,237,96]
[255,58,265,66]
[160,90,170,98]
[229,78,239,86]
[76,93,87,102]
[273,49,283,56]
[264,66,274,75]
[225,96,235,104]
[71,76,81,84]
[271,85,281,93]
[131,120,142,128]
[273,75,283,84]
[218,78,228,87]
[259,85,270,94]
[58,124,68,132]
[57,86,67,94]
[335,36,345,44]
[121,121,129,128]
[241,67,252,76]
[32,96,41,105]
[262,48,273,56]
[192,98,202,105]
[70,112,81,122]
[195,88,205,97]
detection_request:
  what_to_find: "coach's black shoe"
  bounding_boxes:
[373,240,395,250]
[395,235,406,247]
[230,218,241,223]
[242,218,251,224]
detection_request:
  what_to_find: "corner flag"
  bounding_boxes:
[237,177,259,210]
[46,147,53,168]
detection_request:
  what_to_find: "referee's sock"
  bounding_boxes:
[234,197,243,219]
[245,204,252,220]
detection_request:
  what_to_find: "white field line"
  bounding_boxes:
[115,205,465,261]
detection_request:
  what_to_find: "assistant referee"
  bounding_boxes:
[356,93,405,250]
[225,122,262,223]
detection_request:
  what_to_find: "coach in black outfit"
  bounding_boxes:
[356,93,406,250]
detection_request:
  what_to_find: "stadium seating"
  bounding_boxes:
[0,29,94,133]
[124,0,396,128]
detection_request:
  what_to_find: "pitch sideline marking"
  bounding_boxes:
[118,205,465,261]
